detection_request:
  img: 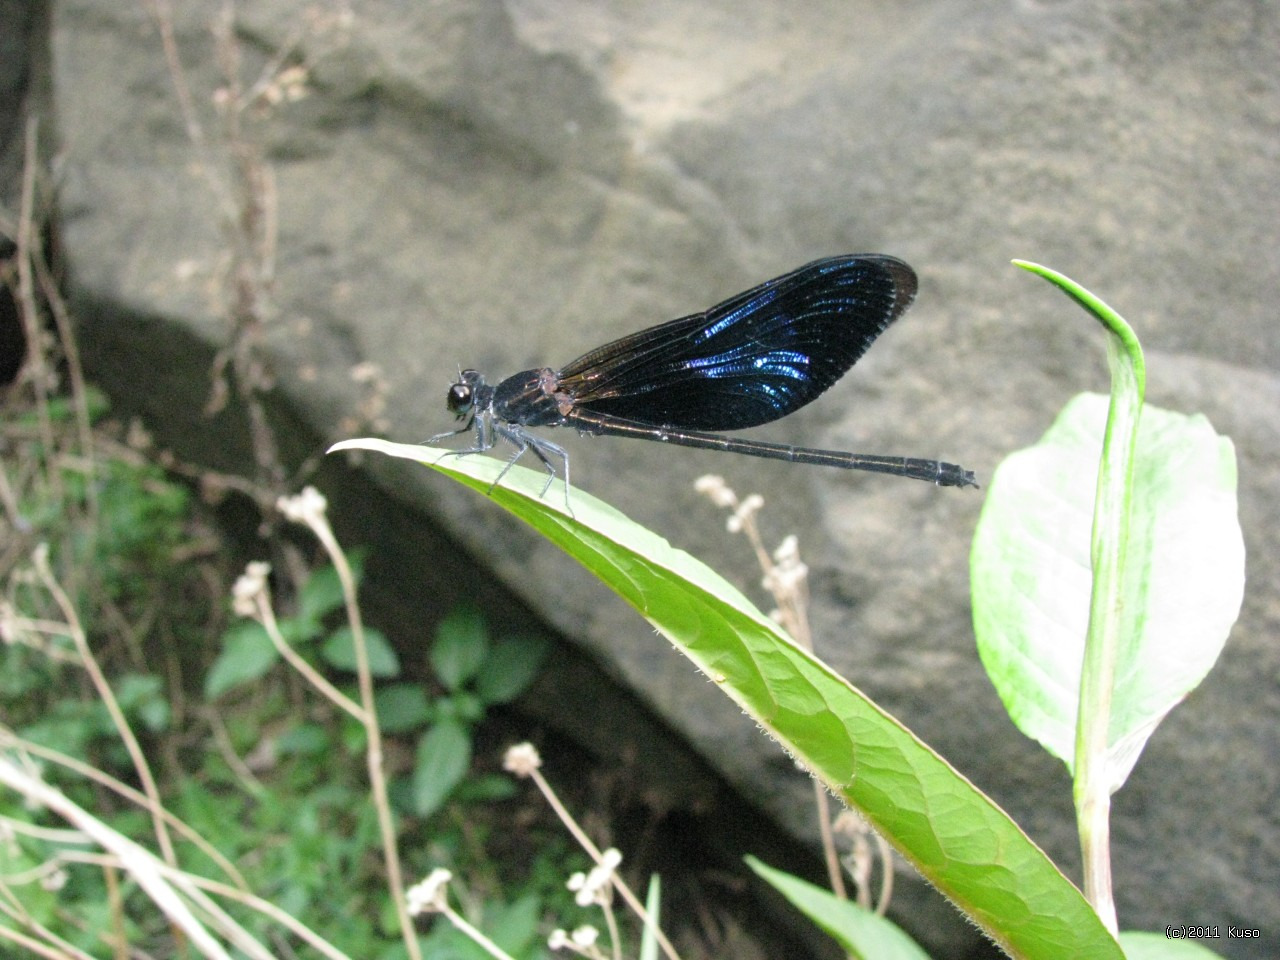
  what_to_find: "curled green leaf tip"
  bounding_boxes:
[1012,259,1146,396]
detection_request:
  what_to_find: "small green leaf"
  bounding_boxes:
[440,691,485,724]
[374,684,432,733]
[341,712,368,754]
[115,673,170,732]
[295,566,344,638]
[205,621,280,698]
[299,555,364,621]
[412,719,471,817]
[746,856,929,960]
[276,723,331,756]
[482,894,542,957]
[453,773,518,803]
[971,394,1244,787]
[640,874,662,960]
[474,635,549,705]
[431,608,489,690]
[321,626,400,678]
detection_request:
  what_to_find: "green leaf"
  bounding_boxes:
[1118,930,1231,960]
[374,683,432,733]
[276,723,331,756]
[640,874,662,960]
[1012,260,1146,396]
[0,834,58,925]
[482,894,542,957]
[473,635,549,705]
[205,621,280,698]
[431,608,489,691]
[321,626,400,678]
[115,672,170,732]
[453,772,518,803]
[441,690,485,724]
[300,563,346,619]
[330,437,1124,960]
[412,719,471,817]
[971,394,1244,787]
[746,856,929,959]
[292,552,366,640]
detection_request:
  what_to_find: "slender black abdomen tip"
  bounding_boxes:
[940,464,979,489]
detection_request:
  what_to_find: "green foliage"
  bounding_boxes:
[972,394,1243,784]
[746,857,929,960]
[203,556,377,699]
[298,559,354,628]
[2,385,557,957]
[375,684,433,732]
[407,608,548,817]
[112,671,171,732]
[323,625,401,676]
[335,436,1124,960]
[204,620,279,697]
[432,607,491,689]
[474,637,551,706]
[413,894,545,960]
[689,266,1242,960]
[339,260,1245,960]
[206,582,547,820]
[6,397,200,735]
[412,718,472,816]
[89,459,192,604]
[639,874,663,960]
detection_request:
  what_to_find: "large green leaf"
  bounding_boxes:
[331,437,1122,960]
[971,395,1243,788]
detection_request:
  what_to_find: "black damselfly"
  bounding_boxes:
[431,255,976,501]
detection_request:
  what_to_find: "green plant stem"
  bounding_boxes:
[1073,331,1141,934]
[1014,261,1146,936]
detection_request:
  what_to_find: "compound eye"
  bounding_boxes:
[446,382,472,417]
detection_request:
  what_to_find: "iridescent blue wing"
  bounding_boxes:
[555,255,917,431]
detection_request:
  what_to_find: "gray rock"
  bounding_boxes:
[50,0,1279,955]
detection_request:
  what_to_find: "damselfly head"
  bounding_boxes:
[446,370,482,419]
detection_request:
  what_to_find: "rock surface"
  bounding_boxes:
[50,0,1279,955]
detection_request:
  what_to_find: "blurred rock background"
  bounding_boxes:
[8,0,1276,955]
